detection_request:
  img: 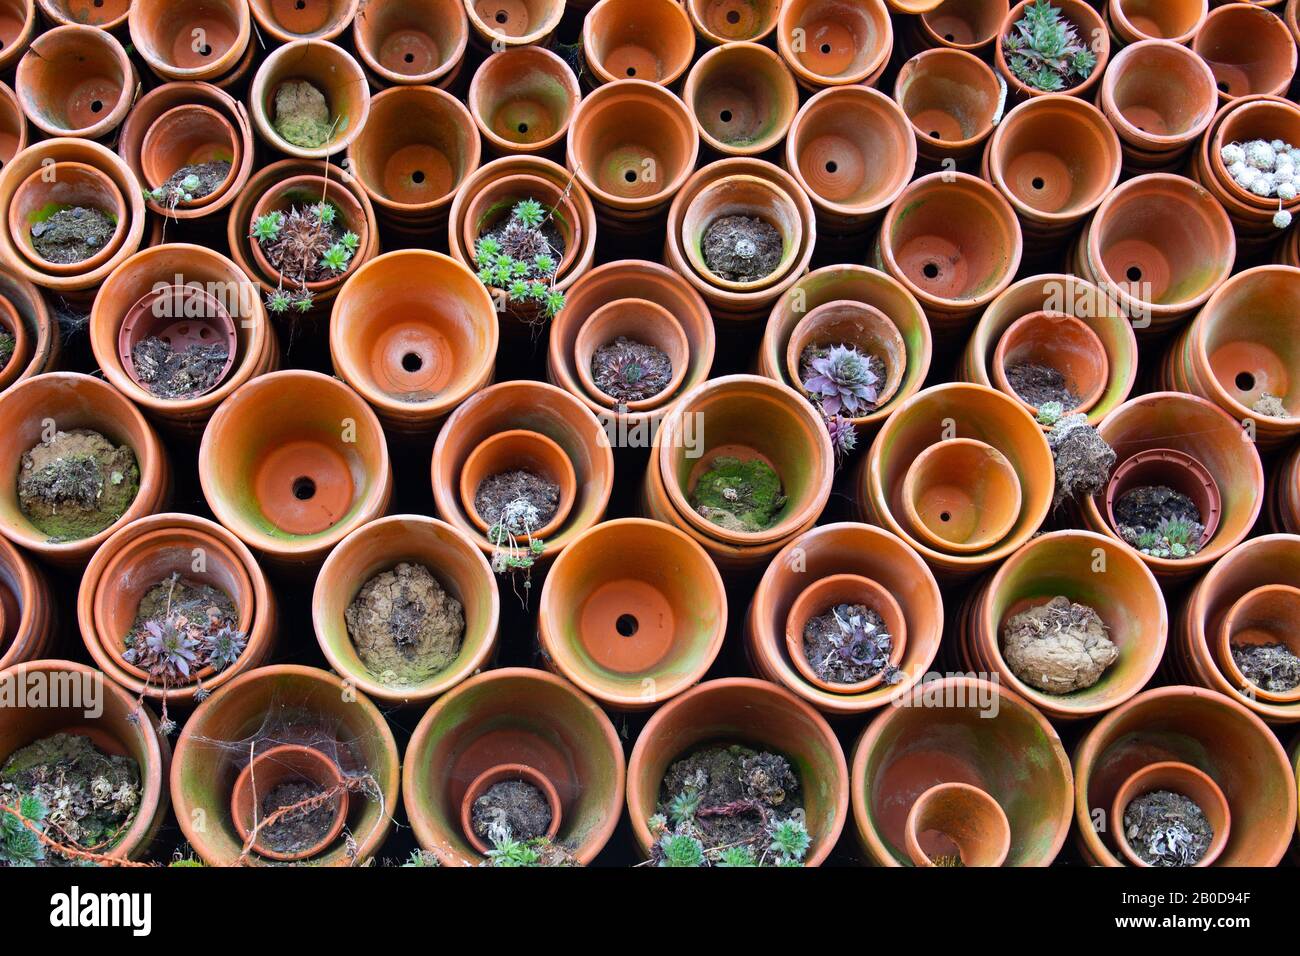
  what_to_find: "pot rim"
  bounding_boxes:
[784,572,907,694]
[991,310,1111,416]
[904,780,1011,868]
[900,437,1024,554]
[16,24,136,139]
[895,47,1002,153]
[1110,760,1230,867]
[128,0,251,81]
[468,45,580,155]
[682,40,798,156]
[459,428,577,540]
[352,0,469,86]
[230,742,350,862]
[248,38,371,159]
[459,762,562,854]
[1214,583,1300,703]
[573,297,690,411]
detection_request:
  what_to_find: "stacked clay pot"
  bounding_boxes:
[351,0,469,89]
[683,41,799,158]
[128,0,252,85]
[0,533,54,671]
[895,48,1002,168]
[465,0,564,50]
[15,24,135,141]
[1270,443,1300,534]
[581,0,695,88]
[687,0,781,46]
[1106,0,1207,46]
[0,268,59,395]
[0,0,34,75]
[249,0,358,42]
[468,47,579,161]
[776,0,893,90]
[900,0,1007,56]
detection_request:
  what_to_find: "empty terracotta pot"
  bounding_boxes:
[465,0,562,48]
[996,0,1109,99]
[137,105,240,212]
[352,0,467,87]
[231,743,349,862]
[682,41,798,158]
[906,782,1011,867]
[627,678,848,866]
[583,0,694,87]
[199,370,392,570]
[0,0,34,75]
[1081,392,1263,582]
[250,0,357,41]
[785,298,908,419]
[1103,447,1222,551]
[784,85,916,238]
[468,46,578,160]
[1108,0,1207,45]
[404,667,625,865]
[37,0,129,30]
[776,0,893,90]
[678,172,805,293]
[1110,761,1230,867]
[1074,685,1294,865]
[0,534,53,672]
[0,269,59,393]
[875,172,1022,341]
[249,39,370,159]
[852,675,1073,866]
[0,82,28,170]
[1215,585,1300,703]
[959,529,1167,720]
[459,763,560,853]
[909,0,1007,54]
[1194,2,1296,101]
[346,85,480,235]
[0,659,170,862]
[8,161,127,277]
[129,0,250,83]
[784,572,907,695]
[172,664,399,866]
[15,24,134,140]
[992,311,1110,417]
[687,0,780,45]
[901,438,1023,554]
[330,250,496,435]
[573,298,689,411]
[895,48,1002,167]
[460,429,576,540]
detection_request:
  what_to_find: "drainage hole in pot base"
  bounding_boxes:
[253,441,356,537]
[578,580,675,674]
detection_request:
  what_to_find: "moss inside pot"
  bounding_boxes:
[344,562,465,686]
[1001,595,1117,694]
[29,204,116,266]
[271,80,335,150]
[472,197,567,322]
[17,428,139,543]
[1004,1,1099,93]
[689,456,786,534]
[1113,485,1205,559]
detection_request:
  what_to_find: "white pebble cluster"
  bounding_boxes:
[1222,138,1300,228]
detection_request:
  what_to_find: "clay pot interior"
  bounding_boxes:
[8,162,126,276]
[1194,4,1296,100]
[920,0,1005,49]
[131,0,248,77]
[40,0,130,29]
[1105,41,1217,144]
[16,25,132,137]
[686,42,797,155]
[251,39,369,156]
[896,49,1000,149]
[230,743,350,862]
[784,299,907,415]
[574,298,690,411]
[688,0,781,44]
[992,312,1109,416]
[904,782,1011,867]
[459,429,577,541]
[1215,585,1300,703]
[464,174,580,280]
[459,763,561,854]
[468,0,561,43]
[139,105,240,207]
[681,175,804,291]
[1110,761,1230,868]
[470,47,580,153]
[1103,447,1223,550]
[118,285,238,399]
[784,573,907,694]
[354,0,466,84]
[1201,279,1299,422]
[1110,0,1206,43]
[779,0,891,85]
[250,0,356,39]
[584,0,694,86]
[901,438,1023,553]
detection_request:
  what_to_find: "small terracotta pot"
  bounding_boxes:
[901,439,1023,554]
[345,85,480,234]
[329,250,496,435]
[1209,96,1300,210]
[852,675,1073,866]
[627,677,848,865]
[776,0,893,90]
[687,0,780,45]
[37,0,129,30]
[996,0,1109,100]
[138,105,239,211]
[583,0,694,87]
[465,0,562,48]
[0,82,29,170]
[353,0,467,87]
[404,667,624,865]
[199,370,392,570]
[1103,447,1223,551]
[682,41,798,157]
[992,311,1110,417]
[1213,584,1300,703]
[459,763,560,853]
[1111,761,1230,867]
[0,269,59,393]
[8,162,127,277]
[248,0,358,42]
[129,0,250,83]
[468,46,578,159]
[905,782,1011,868]
[459,429,577,540]
[1081,392,1263,582]
[0,659,170,862]
[785,299,907,417]
[118,286,237,399]
[248,176,368,284]
[459,172,583,280]
[0,0,35,75]
[574,298,689,411]
[1193,2,1296,101]
[539,518,726,709]
[874,171,1022,341]
[784,573,907,694]
[895,48,1001,167]
[173,664,399,866]
[1108,0,1207,45]
[909,0,1007,54]
[231,743,349,862]
[1075,685,1294,865]
[249,39,371,159]
[15,24,134,140]
[0,534,54,671]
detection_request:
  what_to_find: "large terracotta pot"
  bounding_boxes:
[905,0,1007,55]
[36,0,128,30]
[199,370,392,570]
[329,250,496,435]
[1108,0,1207,45]
[687,0,780,45]
[0,659,170,862]
[995,0,1110,100]
[851,676,1073,866]
[0,82,28,169]
[128,0,250,83]
[776,0,892,90]
[895,48,1001,168]
[1080,392,1263,582]
[682,41,798,158]
[1270,444,1300,534]
[172,664,400,866]
[0,534,53,671]
[0,0,34,75]
[1193,2,1296,101]
[14,24,134,140]
[1073,685,1295,865]
[352,0,467,88]
[627,677,849,866]
[249,39,370,159]
[468,46,579,160]
[313,515,499,706]
[403,667,624,865]
[465,0,563,49]
[0,269,59,394]
[746,522,943,715]
[582,0,694,87]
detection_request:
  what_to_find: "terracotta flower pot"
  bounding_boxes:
[0,0,34,75]
[8,162,127,277]
[1081,392,1263,581]
[852,675,1073,866]
[784,572,907,695]
[983,94,1122,250]
[468,46,579,160]
[905,782,1011,867]
[776,0,893,90]
[248,0,358,42]
[855,383,1053,579]
[352,0,467,87]
[36,0,129,30]
[117,288,235,407]
[0,534,54,671]
[404,667,625,865]
[583,0,694,87]
[959,529,1167,720]
[129,0,250,83]
[573,298,689,411]
[682,41,798,158]
[345,85,480,235]
[231,743,349,862]
[1074,685,1295,865]
[566,78,699,233]
[784,298,907,418]
[0,270,58,393]
[895,48,1001,168]
[1270,445,1300,534]
[1073,173,1235,337]
[1110,761,1230,867]
[992,311,1110,418]
[687,0,780,45]
[1104,449,1221,552]
[901,438,1023,554]
[460,429,576,539]
[172,664,400,866]
[90,244,276,436]
[137,105,240,212]
[874,171,1022,341]
[0,82,29,169]
[1214,585,1300,704]
[0,372,169,568]
[627,677,848,865]
[459,763,560,853]
[908,0,1008,54]
[1108,0,1207,45]
[15,24,134,140]
[249,39,370,159]
[432,381,615,563]
[1193,2,1296,101]
[458,172,583,280]
[199,370,392,570]
[329,250,496,435]
[465,0,563,49]
[996,0,1110,100]
[0,659,170,862]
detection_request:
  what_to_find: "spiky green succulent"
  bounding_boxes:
[1005,1,1097,92]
